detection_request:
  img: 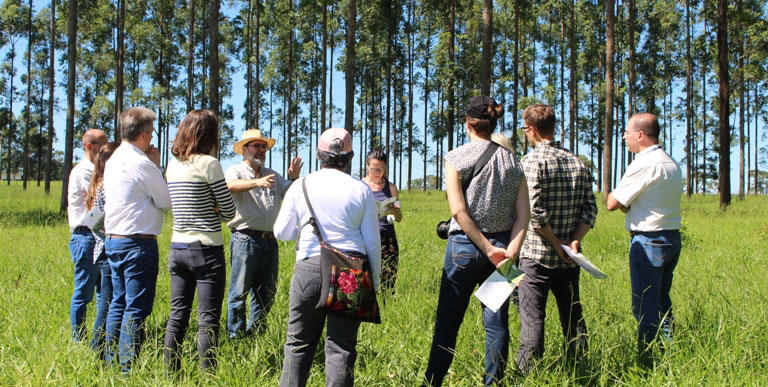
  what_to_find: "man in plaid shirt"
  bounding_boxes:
[515,104,598,373]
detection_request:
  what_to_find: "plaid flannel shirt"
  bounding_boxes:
[520,140,598,269]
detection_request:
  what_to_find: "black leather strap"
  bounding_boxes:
[462,141,500,193]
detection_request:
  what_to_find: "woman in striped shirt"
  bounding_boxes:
[163,109,236,371]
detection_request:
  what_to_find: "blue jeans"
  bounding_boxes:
[629,230,681,356]
[104,237,159,372]
[424,232,511,386]
[69,228,98,341]
[226,231,279,337]
[91,250,112,353]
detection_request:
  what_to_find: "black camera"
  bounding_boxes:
[436,220,450,240]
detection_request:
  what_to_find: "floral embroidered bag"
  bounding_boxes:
[300,179,381,324]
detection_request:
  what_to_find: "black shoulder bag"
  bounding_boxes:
[300,178,381,324]
[436,142,501,239]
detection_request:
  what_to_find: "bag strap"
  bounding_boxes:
[300,177,325,244]
[462,141,500,193]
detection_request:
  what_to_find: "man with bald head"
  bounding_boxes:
[68,128,108,342]
[607,113,682,366]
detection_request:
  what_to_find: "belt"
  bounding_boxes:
[234,229,274,239]
[107,234,157,240]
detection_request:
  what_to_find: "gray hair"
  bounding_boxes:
[120,107,157,141]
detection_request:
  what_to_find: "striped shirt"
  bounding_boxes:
[166,154,236,246]
[520,140,598,269]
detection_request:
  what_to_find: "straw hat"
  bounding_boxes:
[233,129,276,155]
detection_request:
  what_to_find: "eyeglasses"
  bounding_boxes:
[245,142,269,150]
[518,126,531,131]
[368,167,385,173]
[88,142,106,146]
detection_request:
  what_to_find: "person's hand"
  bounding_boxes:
[147,145,161,167]
[569,239,580,255]
[255,174,276,188]
[554,241,573,263]
[288,157,304,180]
[213,205,219,214]
[486,245,512,268]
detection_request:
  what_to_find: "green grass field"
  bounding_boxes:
[1,181,767,385]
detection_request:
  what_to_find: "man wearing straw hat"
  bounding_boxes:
[225,129,303,338]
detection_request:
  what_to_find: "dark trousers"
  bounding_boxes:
[164,242,226,371]
[516,259,587,373]
[279,257,361,387]
[379,228,400,293]
[424,232,511,386]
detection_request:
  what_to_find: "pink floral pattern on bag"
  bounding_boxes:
[338,271,358,294]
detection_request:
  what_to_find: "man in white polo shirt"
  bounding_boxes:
[103,106,171,372]
[67,128,107,342]
[607,113,682,366]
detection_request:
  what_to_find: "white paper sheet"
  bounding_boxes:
[474,270,526,313]
[561,245,608,279]
[79,205,104,230]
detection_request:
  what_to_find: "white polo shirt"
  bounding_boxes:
[612,145,682,232]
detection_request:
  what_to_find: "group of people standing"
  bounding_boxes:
[66,107,402,381]
[422,97,682,386]
[66,94,681,385]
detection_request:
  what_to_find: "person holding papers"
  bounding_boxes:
[424,96,529,386]
[607,113,682,366]
[362,149,402,293]
[516,104,597,373]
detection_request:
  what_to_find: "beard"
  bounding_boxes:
[246,153,265,167]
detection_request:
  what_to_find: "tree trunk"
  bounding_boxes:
[344,0,356,134]
[423,22,430,191]
[754,82,759,194]
[386,0,392,170]
[407,0,413,190]
[255,0,261,127]
[603,0,614,198]
[628,0,635,116]
[245,0,252,129]
[447,0,455,151]
[321,0,327,133]
[702,20,707,194]
[480,0,492,96]
[568,0,576,153]
[560,12,565,145]
[737,0,744,200]
[45,0,55,194]
[685,0,692,199]
[209,0,220,116]
[186,0,195,113]
[23,0,33,190]
[115,0,124,139]
[717,0,730,206]
[61,0,78,211]
[513,0,520,154]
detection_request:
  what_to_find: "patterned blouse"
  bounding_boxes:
[444,139,526,234]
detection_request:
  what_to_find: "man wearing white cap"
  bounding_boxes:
[225,129,303,338]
